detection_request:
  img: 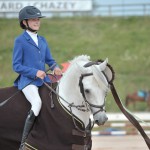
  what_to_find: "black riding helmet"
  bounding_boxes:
[19,6,45,31]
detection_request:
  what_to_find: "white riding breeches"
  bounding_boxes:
[22,85,42,116]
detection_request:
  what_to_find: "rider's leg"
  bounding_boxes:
[19,85,42,150]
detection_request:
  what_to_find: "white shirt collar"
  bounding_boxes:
[26,30,38,46]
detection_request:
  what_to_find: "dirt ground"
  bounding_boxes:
[92,135,149,150]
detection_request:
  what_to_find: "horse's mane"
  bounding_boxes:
[70,55,90,64]
[61,55,90,77]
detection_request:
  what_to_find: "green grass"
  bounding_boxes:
[1,16,150,112]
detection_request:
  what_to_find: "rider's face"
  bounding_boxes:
[23,18,41,32]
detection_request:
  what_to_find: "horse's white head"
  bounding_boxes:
[77,57,111,126]
[59,55,114,127]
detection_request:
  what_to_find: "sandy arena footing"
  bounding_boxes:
[92,135,149,150]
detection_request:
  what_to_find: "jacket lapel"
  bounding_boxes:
[37,36,43,50]
[23,31,39,49]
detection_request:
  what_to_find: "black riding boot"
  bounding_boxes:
[19,110,36,150]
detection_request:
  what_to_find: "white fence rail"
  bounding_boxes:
[93,3,150,16]
[92,112,150,136]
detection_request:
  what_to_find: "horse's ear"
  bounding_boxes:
[83,58,115,83]
[97,59,115,83]
[99,58,108,71]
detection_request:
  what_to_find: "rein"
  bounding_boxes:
[84,60,150,149]
[44,64,108,136]
[43,71,107,134]
[110,83,150,149]
[0,64,56,107]
[43,63,108,135]
[43,81,94,134]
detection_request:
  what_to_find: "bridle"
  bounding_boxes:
[45,61,150,150]
[78,72,107,116]
[61,70,108,134]
[1,58,149,149]
[44,62,109,134]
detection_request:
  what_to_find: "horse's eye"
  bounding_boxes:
[85,89,90,94]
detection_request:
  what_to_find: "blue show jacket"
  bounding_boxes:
[13,31,58,90]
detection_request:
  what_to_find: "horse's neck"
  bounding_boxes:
[58,71,91,128]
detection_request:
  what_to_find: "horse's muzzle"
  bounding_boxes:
[94,113,108,126]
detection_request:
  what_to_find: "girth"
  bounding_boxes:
[71,124,92,150]
[72,134,92,150]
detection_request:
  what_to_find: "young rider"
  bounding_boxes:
[12,6,62,149]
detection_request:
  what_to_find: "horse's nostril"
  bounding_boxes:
[95,120,99,124]
[95,120,98,123]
